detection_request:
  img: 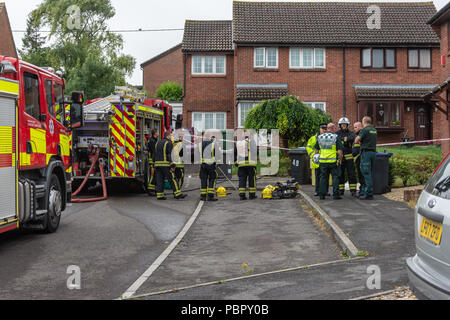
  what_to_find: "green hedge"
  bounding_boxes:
[390,154,442,188]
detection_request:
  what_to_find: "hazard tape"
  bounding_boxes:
[182,133,450,152]
[376,138,450,147]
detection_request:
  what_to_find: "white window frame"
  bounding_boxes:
[191,56,227,75]
[304,102,327,112]
[289,48,326,69]
[192,112,227,131]
[238,101,259,128]
[254,47,278,69]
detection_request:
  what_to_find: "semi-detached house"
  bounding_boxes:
[182,1,443,144]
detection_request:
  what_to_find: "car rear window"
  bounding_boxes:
[425,154,450,200]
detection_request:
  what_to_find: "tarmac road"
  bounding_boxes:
[0,186,198,300]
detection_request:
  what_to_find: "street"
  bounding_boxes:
[0,174,416,300]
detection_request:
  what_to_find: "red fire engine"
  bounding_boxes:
[0,56,84,234]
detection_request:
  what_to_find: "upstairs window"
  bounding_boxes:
[304,102,326,112]
[192,56,226,75]
[361,48,396,69]
[254,48,278,68]
[408,49,431,69]
[290,48,325,68]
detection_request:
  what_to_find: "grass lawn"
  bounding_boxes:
[377,144,443,159]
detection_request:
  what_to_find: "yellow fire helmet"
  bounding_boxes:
[262,185,274,199]
[216,187,227,198]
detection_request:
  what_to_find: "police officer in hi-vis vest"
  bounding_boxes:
[306,123,328,196]
[315,123,344,200]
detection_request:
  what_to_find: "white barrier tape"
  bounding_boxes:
[376,138,450,147]
[181,133,450,152]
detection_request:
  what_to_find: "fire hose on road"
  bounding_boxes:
[71,147,108,203]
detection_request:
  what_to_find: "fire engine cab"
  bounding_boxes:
[0,56,84,234]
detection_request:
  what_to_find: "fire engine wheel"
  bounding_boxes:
[43,174,62,233]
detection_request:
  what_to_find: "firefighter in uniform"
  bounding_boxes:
[200,135,219,202]
[354,116,377,200]
[173,134,185,190]
[147,129,159,196]
[336,117,357,196]
[155,131,186,200]
[352,122,365,196]
[306,124,328,196]
[315,123,344,200]
[235,135,257,200]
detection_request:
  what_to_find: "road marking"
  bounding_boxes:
[298,189,359,257]
[124,257,365,300]
[120,200,205,299]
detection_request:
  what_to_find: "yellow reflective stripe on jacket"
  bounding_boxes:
[344,154,354,161]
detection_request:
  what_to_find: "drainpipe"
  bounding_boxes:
[342,43,347,117]
[182,52,187,99]
[234,101,239,129]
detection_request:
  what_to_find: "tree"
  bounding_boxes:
[19,16,52,67]
[244,95,332,148]
[156,81,183,102]
[21,0,136,100]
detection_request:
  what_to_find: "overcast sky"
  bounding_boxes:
[4,0,448,85]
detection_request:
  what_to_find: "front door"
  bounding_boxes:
[414,103,431,142]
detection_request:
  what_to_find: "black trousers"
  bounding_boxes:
[147,163,156,191]
[175,167,185,190]
[354,155,365,190]
[155,166,181,198]
[339,156,357,192]
[200,164,217,197]
[238,166,256,196]
[315,167,329,194]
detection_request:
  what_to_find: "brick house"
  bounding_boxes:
[141,43,183,97]
[0,3,17,58]
[182,1,445,144]
[424,2,450,155]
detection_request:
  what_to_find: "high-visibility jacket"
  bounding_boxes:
[200,140,217,165]
[306,135,319,169]
[173,140,184,168]
[154,138,175,167]
[316,133,341,164]
[235,139,257,167]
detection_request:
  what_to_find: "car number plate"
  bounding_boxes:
[420,218,443,245]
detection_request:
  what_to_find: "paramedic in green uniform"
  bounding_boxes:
[354,116,378,200]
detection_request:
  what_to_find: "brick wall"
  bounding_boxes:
[183,54,235,128]
[0,5,17,58]
[437,20,450,155]
[233,46,440,143]
[142,46,183,97]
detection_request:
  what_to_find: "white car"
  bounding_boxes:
[407,152,450,299]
